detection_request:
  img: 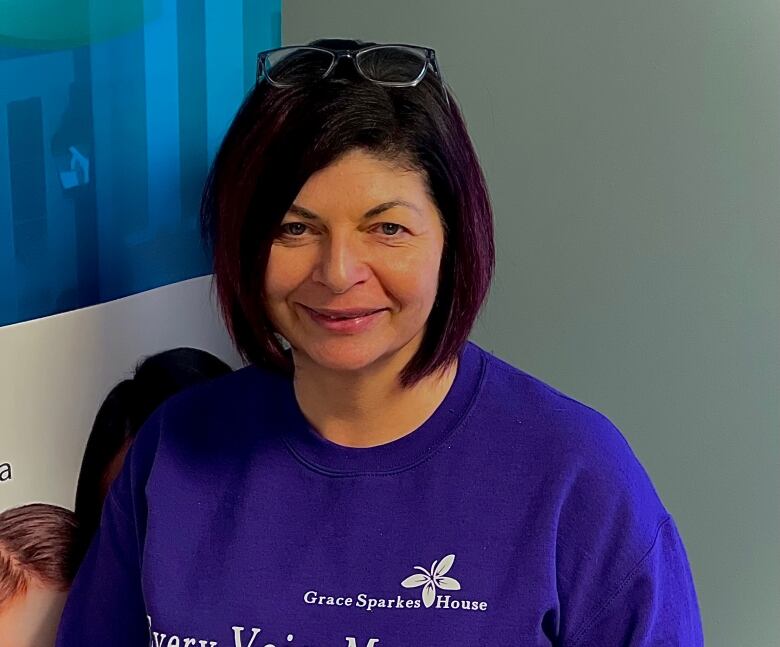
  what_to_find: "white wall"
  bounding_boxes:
[0,274,243,510]
[283,2,780,645]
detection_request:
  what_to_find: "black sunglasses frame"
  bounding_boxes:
[256,43,451,110]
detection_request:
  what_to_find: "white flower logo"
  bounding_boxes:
[400,553,461,608]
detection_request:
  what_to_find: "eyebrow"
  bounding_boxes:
[286,200,422,221]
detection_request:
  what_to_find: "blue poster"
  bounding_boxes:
[0,0,281,326]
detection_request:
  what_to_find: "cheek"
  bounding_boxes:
[264,249,305,297]
[379,255,441,303]
[264,245,441,303]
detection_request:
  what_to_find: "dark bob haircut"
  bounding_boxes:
[200,37,494,388]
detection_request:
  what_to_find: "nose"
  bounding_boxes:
[311,231,372,293]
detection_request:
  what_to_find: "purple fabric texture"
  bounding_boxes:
[56,340,704,646]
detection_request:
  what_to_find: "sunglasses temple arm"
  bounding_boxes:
[431,54,451,110]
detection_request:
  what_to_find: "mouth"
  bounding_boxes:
[304,306,387,320]
[301,305,387,333]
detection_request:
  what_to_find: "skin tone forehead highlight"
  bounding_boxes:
[284,152,438,227]
[286,199,425,222]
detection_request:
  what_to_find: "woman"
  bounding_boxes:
[56,38,704,646]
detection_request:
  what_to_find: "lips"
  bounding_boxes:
[307,306,385,318]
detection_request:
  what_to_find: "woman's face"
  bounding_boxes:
[264,148,445,374]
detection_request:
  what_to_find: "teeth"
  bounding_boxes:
[313,308,379,320]
[325,312,376,320]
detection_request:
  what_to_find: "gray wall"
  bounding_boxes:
[283,2,780,645]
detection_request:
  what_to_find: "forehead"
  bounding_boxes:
[292,149,433,216]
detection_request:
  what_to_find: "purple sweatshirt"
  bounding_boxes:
[56,340,704,646]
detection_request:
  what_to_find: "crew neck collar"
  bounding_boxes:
[274,340,486,476]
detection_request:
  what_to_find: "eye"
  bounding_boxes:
[277,222,308,237]
[373,222,409,237]
[276,222,409,239]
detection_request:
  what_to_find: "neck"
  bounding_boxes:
[290,345,459,448]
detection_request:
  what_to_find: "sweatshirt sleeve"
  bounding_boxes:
[55,401,166,646]
[545,407,705,647]
[566,515,705,647]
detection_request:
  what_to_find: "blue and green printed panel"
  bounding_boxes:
[0,0,281,326]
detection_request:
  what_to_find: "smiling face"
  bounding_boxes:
[263,148,446,375]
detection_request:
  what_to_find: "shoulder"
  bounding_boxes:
[476,343,643,468]
[473,341,670,537]
[128,362,288,464]
[469,345,700,644]
[160,361,285,421]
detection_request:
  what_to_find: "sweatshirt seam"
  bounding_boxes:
[490,360,650,484]
[490,360,609,422]
[108,400,167,567]
[107,487,133,521]
[566,515,673,647]
[281,347,489,478]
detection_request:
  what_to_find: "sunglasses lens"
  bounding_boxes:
[263,47,334,86]
[357,46,427,84]
[260,46,428,86]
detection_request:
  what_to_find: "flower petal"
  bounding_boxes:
[436,576,461,591]
[423,581,436,608]
[401,573,429,588]
[434,554,456,577]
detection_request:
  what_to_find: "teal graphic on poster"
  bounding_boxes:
[0,0,281,327]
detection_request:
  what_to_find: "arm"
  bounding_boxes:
[55,403,166,646]
[566,516,704,647]
[548,410,705,647]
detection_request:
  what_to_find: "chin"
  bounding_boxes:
[290,334,404,370]
[304,344,385,370]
